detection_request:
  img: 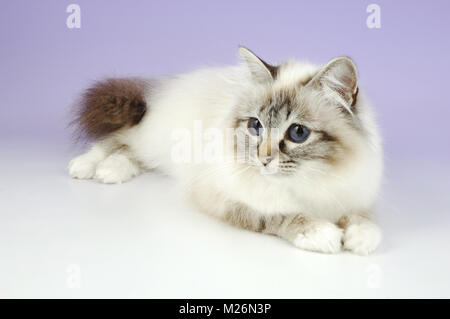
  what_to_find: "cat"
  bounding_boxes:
[69,47,383,255]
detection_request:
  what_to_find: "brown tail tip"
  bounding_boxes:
[72,77,149,140]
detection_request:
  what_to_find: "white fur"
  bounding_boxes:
[69,154,98,179]
[69,141,140,184]
[294,222,343,254]
[94,152,140,184]
[69,142,109,179]
[343,222,382,255]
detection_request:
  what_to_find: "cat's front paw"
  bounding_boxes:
[68,155,97,179]
[94,154,139,184]
[342,223,382,255]
[293,222,343,254]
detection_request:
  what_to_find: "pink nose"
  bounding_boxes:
[261,156,273,166]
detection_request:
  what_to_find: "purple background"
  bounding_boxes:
[1,0,449,162]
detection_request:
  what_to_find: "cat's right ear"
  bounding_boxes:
[238,46,277,83]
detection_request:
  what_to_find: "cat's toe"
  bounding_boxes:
[94,165,128,184]
[68,156,97,179]
[343,223,382,255]
[94,156,138,184]
[293,222,343,254]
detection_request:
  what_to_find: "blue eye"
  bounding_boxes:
[287,124,310,143]
[247,117,263,136]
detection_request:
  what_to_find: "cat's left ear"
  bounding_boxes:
[238,46,277,83]
[307,57,359,112]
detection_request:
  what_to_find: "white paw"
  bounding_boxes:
[293,222,343,254]
[68,155,97,179]
[94,154,139,184]
[343,223,382,255]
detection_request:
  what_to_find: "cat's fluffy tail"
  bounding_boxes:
[72,77,148,140]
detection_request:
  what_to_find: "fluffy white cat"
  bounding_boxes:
[69,47,383,255]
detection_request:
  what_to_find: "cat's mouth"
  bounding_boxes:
[258,165,279,175]
[243,156,297,176]
[250,163,296,177]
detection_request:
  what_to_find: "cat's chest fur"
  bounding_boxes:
[213,165,346,221]
[205,151,381,222]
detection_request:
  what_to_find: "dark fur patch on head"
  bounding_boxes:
[72,77,149,140]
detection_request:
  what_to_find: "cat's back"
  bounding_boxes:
[147,64,244,126]
[125,64,246,170]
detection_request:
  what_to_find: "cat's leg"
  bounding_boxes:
[337,214,382,255]
[94,146,142,184]
[68,139,114,179]
[223,204,343,254]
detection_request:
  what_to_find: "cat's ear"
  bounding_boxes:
[307,57,359,112]
[238,46,277,83]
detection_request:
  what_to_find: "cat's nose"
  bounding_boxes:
[261,156,273,166]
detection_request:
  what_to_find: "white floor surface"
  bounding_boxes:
[1,138,450,298]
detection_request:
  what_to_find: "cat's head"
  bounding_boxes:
[232,47,368,177]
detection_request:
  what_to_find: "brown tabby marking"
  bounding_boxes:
[337,214,370,229]
[224,203,328,244]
